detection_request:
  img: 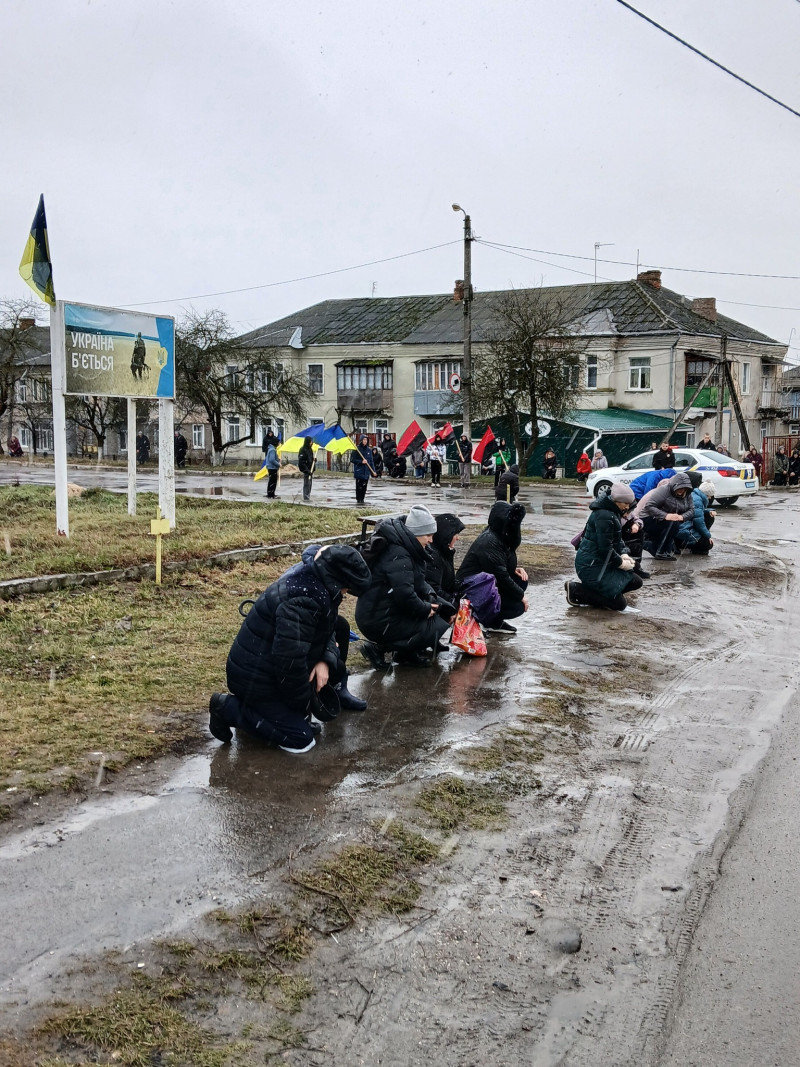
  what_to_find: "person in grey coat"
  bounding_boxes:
[633,470,694,560]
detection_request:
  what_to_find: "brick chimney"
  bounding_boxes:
[18,318,35,330]
[691,297,717,322]
[637,270,662,289]
[453,279,464,303]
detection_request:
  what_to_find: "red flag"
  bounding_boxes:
[397,419,427,457]
[427,422,455,446]
[472,425,499,465]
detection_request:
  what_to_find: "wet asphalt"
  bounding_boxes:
[3,462,800,1064]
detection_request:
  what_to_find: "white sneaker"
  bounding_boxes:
[619,605,641,614]
[278,737,316,754]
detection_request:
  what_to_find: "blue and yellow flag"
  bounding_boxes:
[19,195,55,306]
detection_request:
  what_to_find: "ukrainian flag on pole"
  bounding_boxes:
[19,195,55,306]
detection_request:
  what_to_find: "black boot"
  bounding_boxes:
[209,693,233,744]
[361,641,390,671]
[335,674,368,711]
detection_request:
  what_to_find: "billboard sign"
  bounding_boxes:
[63,301,175,398]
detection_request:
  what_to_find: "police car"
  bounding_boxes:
[586,448,759,505]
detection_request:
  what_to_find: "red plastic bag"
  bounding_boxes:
[451,598,487,657]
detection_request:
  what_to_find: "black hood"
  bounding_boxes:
[432,513,465,553]
[487,500,525,549]
[313,545,372,596]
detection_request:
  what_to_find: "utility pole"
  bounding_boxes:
[453,204,473,439]
[715,335,727,446]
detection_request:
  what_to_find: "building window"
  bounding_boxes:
[255,417,285,445]
[586,354,598,389]
[353,419,368,435]
[20,427,31,449]
[414,361,461,391]
[192,424,204,449]
[373,418,389,435]
[629,357,651,390]
[38,426,54,452]
[225,364,239,388]
[307,364,324,394]
[337,364,393,390]
[741,361,751,395]
[16,379,27,403]
[225,416,240,443]
[686,357,712,388]
[119,429,127,452]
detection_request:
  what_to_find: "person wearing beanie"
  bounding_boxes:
[566,481,643,613]
[456,501,529,633]
[675,478,717,555]
[356,506,451,668]
[209,545,371,754]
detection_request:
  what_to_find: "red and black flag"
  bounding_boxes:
[428,422,455,446]
[397,419,426,457]
[472,425,499,465]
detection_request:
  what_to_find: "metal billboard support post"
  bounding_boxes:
[127,397,137,516]
[49,301,70,537]
[158,398,175,529]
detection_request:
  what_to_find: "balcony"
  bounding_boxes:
[758,385,791,418]
[683,385,728,409]
[336,388,393,413]
[414,390,463,418]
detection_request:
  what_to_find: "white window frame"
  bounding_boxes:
[16,379,27,403]
[20,427,31,449]
[586,353,598,390]
[307,363,324,394]
[414,360,462,391]
[373,417,389,435]
[337,364,393,390]
[38,426,54,452]
[628,356,651,391]
[225,415,240,444]
[252,417,285,446]
[353,419,368,435]
[192,424,204,449]
[119,429,128,452]
[741,361,751,395]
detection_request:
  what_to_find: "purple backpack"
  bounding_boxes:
[460,571,501,624]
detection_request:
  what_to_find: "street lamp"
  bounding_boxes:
[452,203,472,441]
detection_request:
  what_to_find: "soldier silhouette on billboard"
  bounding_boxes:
[131,332,148,380]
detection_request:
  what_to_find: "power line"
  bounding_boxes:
[119,240,462,308]
[482,239,800,281]
[614,0,800,120]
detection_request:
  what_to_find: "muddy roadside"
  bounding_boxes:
[0,504,796,1066]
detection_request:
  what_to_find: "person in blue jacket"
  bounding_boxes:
[352,434,375,504]
[629,467,675,500]
[262,429,281,499]
[675,480,716,555]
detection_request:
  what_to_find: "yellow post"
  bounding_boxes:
[150,505,171,584]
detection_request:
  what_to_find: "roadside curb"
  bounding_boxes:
[0,531,361,601]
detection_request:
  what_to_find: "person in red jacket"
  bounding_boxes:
[576,452,592,483]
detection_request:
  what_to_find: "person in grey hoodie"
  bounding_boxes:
[633,470,694,560]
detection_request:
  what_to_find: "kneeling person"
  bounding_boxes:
[456,501,529,633]
[566,483,642,612]
[209,545,371,753]
[356,505,451,668]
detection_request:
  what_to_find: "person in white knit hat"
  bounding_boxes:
[565,482,643,613]
[356,505,453,668]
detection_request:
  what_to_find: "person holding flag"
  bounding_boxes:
[494,438,512,488]
[472,425,499,477]
[351,433,376,504]
[427,423,455,488]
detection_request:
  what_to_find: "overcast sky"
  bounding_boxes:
[3,0,800,356]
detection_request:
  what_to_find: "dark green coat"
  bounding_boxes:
[575,494,631,600]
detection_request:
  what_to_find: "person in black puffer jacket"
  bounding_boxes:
[425,512,465,605]
[356,505,450,668]
[495,463,520,502]
[297,437,315,501]
[209,545,371,753]
[456,501,529,632]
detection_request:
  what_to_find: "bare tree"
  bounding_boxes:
[472,288,594,472]
[176,309,312,465]
[15,371,53,454]
[64,394,127,459]
[0,297,43,454]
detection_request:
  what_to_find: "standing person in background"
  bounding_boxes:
[428,437,446,487]
[263,432,280,499]
[697,432,716,451]
[411,444,427,480]
[576,451,592,483]
[788,448,800,487]
[746,444,763,482]
[173,429,188,469]
[352,434,375,504]
[494,438,511,488]
[652,442,675,470]
[542,448,558,479]
[298,436,315,501]
[458,433,473,488]
[773,445,789,486]
[591,449,608,471]
[135,431,150,464]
